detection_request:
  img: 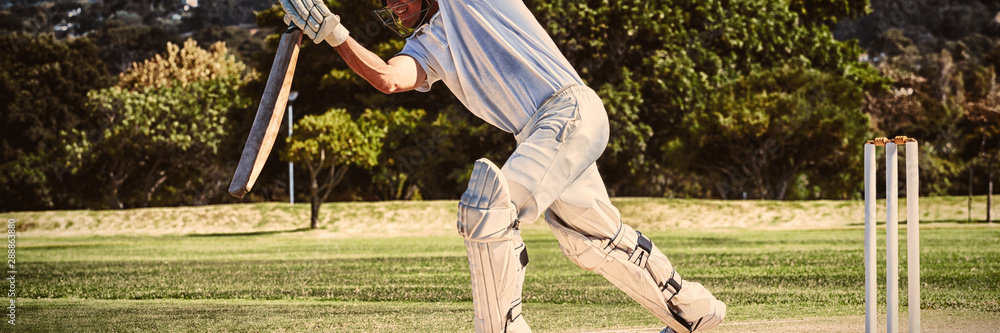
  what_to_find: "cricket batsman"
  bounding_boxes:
[279,0,726,331]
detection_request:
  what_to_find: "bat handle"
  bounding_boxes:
[286,24,300,34]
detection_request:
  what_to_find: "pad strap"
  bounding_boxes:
[506,297,523,327]
[603,224,627,255]
[661,269,684,303]
[629,231,653,268]
[519,244,529,268]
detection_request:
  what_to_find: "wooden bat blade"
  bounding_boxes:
[229,27,303,198]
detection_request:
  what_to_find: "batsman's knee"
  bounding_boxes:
[457,158,518,241]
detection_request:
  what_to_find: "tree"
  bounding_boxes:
[191,25,266,69]
[66,39,252,208]
[253,3,491,201]
[861,24,1000,199]
[87,19,182,75]
[360,105,503,201]
[960,65,1000,222]
[282,109,384,229]
[251,0,890,200]
[367,107,432,200]
[0,33,112,211]
[526,0,886,198]
[788,0,870,27]
[187,0,272,30]
[679,66,869,199]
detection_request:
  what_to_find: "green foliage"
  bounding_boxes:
[6,0,933,207]
[117,39,253,89]
[249,0,888,200]
[65,39,252,209]
[282,109,385,227]
[597,68,657,195]
[0,2,76,34]
[858,9,1000,197]
[254,2,502,201]
[362,106,498,200]
[678,66,868,199]
[788,0,870,27]
[271,0,886,200]
[80,80,242,158]
[87,19,184,75]
[283,109,383,169]
[191,25,267,69]
[958,66,1000,199]
[0,32,112,211]
[526,0,881,197]
[365,107,432,200]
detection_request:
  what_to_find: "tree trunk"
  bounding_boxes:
[109,181,124,209]
[310,165,320,229]
[969,167,974,222]
[320,165,349,203]
[306,151,326,230]
[304,147,349,230]
[989,171,994,224]
[108,167,127,209]
[403,184,419,200]
[310,197,320,229]
[140,157,167,208]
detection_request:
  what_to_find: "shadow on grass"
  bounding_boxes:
[185,227,314,237]
[845,219,996,227]
[929,219,996,224]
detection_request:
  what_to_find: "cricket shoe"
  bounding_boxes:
[661,298,726,333]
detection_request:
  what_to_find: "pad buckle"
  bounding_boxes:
[630,231,653,267]
[661,270,684,303]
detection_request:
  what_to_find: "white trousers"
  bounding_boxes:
[497,85,725,332]
[504,85,610,225]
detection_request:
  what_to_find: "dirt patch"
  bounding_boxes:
[11,196,997,237]
[586,310,1000,333]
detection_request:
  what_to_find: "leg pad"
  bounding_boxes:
[545,211,724,332]
[458,159,531,333]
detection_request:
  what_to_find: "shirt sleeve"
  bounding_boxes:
[398,40,439,92]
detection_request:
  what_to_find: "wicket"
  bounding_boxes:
[864,136,920,333]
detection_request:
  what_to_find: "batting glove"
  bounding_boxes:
[281,0,350,46]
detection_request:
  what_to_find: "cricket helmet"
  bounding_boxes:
[374,0,434,37]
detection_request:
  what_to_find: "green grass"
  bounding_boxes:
[13,225,1000,331]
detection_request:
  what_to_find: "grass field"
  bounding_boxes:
[7,197,1000,332]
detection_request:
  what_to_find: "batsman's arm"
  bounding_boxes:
[279,0,424,94]
[334,37,426,94]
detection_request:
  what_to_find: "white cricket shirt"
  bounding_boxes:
[398,0,584,134]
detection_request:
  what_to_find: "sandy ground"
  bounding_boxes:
[586,310,1000,333]
[12,196,997,237]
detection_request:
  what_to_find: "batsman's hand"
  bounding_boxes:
[281,0,350,46]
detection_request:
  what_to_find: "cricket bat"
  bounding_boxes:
[229,25,303,198]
